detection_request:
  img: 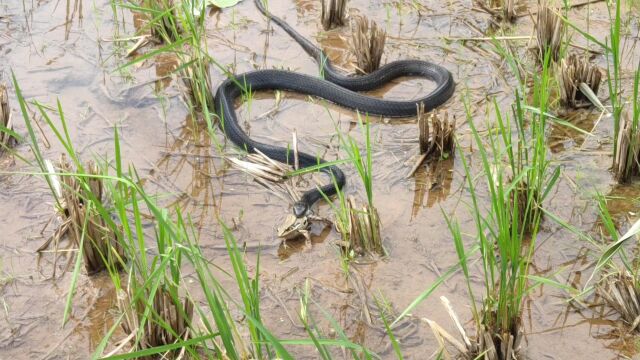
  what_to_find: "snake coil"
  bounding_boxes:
[214,0,455,218]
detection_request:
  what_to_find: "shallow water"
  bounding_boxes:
[1,0,639,359]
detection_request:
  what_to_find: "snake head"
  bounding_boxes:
[293,201,309,218]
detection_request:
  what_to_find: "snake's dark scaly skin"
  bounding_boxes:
[214,0,455,218]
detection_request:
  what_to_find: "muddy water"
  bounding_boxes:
[1,0,639,359]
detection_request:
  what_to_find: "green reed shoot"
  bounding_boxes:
[439,55,559,353]
[337,112,375,206]
[607,0,623,120]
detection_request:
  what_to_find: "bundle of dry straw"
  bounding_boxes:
[321,0,348,30]
[536,4,564,62]
[40,156,126,274]
[557,54,602,108]
[118,286,194,357]
[350,16,386,74]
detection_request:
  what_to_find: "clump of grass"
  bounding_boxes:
[321,0,348,30]
[432,61,558,358]
[441,122,531,359]
[613,110,640,182]
[427,296,523,360]
[140,0,182,44]
[419,106,456,160]
[613,64,640,182]
[311,115,384,260]
[0,83,14,151]
[408,105,456,177]
[605,0,640,183]
[475,0,517,23]
[350,16,386,74]
[599,271,640,331]
[536,3,564,62]
[40,155,126,274]
[341,195,383,257]
[180,49,215,115]
[592,194,640,332]
[338,116,384,258]
[557,54,603,108]
[228,149,290,184]
[606,0,639,182]
[118,284,194,355]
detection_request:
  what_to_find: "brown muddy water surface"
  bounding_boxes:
[1,0,640,359]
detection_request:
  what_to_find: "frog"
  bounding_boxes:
[277,214,311,246]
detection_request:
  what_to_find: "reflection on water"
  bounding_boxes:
[549,108,599,153]
[155,115,223,233]
[604,183,640,221]
[154,53,178,92]
[411,157,454,219]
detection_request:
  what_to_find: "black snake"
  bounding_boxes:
[214,0,455,218]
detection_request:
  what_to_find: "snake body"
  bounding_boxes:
[214,0,455,218]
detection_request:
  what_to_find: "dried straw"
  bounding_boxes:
[228,149,303,206]
[536,3,564,62]
[350,16,386,74]
[321,0,347,30]
[40,155,125,274]
[614,111,640,183]
[119,286,194,356]
[408,105,456,178]
[228,149,290,183]
[337,196,384,258]
[599,271,640,332]
[425,297,523,360]
[557,54,602,108]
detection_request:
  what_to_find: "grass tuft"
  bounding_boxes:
[418,105,456,160]
[557,54,603,108]
[338,195,384,258]
[599,271,640,331]
[536,3,565,62]
[350,16,386,75]
[140,0,183,44]
[593,193,640,333]
[321,0,348,30]
[613,110,640,182]
[408,105,456,178]
[39,155,126,274]
[475,0,518,23]
[180,49,216,115]
[118,285,194,356]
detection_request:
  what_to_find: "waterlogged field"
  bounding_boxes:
[1,0,640,359]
